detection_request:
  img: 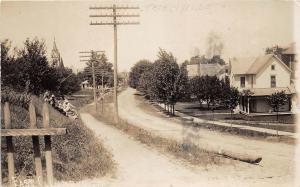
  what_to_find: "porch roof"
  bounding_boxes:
[249,87,295,96]
[80,80,89,85]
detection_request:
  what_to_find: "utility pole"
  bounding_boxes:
[94,70,111,114]
[89,4,140,122]
[79,50,105,112]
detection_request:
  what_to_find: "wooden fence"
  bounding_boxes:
[1,101,67,186]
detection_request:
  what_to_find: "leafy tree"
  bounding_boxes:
[189,76,206,108]
[265,45,284,57]
[210,55,225,65]
[266,91,288,121]
[83,52,113,87]
[1,39,20,89]
[1,38,80,96]
[56,68,81,95]
[146,49,188,115]
[173,63,190,102]
[190,75,227,111]
[1,38,58,95]
[129,60,152,89]
[204,75,223,110]
[223,87,240,119]
[137,69,154,98]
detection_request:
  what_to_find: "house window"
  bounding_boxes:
[271,75,276,88]
[240,76,245,88]
[271,65,275,70]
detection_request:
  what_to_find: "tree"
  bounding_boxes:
[210,55,225,65]
[2,38,59,95]
[129,60,152,89]
[266,91,288,121]
[1,39,21,90]
[146,49,188,115]
[56,68,81,95]
[204,75,222,110]
[83,52,113,87]
[173,63,190,102]
[1,38,80,96]
[265,45,284,57]
[137,69,154,98]
[189,76,206,108]
[223,87,240,119]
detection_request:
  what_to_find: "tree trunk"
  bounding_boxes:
[172,105,175,116]
[276,110,279,136]
[230,110,233,127]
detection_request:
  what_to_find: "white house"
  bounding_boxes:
[230,54,295,113]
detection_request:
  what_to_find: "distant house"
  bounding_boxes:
[280,43,297,83]
[230,54,296,113]
[186,55,228,79]
[80,80,90,89]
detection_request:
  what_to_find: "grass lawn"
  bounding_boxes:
[175,102,296,133]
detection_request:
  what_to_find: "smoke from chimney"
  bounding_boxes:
[205,32,224,58]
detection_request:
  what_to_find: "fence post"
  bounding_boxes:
[29,100,44,186]
[43,103,54,185]
[4,102,15,186]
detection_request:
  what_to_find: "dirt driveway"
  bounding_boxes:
[117,88,296,187]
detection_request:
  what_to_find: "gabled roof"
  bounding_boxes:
[246,54,273,74]
[230,57,256,75]
[230,54,291,75]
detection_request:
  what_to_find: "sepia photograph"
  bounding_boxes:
[0,0,299,186]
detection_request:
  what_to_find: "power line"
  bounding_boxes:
[89,4,140,122]
[79,50,105,112]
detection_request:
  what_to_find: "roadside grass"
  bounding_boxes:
[1,92,115,185]
[221,120,296,133]
[67,89,94,108]
[86,99,230,168]
[191,121,295,144]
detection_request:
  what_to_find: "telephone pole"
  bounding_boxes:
[89,4,140,122]
[79,50,105,112]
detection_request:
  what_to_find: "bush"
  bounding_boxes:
[1,86,31,108]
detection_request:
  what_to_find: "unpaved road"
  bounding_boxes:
[117,88,296,187]
[56,113,250,187]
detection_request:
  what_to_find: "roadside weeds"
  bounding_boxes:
[86,103,232,169]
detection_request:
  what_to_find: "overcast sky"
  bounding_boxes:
[0,0,298,72]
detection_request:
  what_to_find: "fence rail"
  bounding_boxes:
[1,101,67,186]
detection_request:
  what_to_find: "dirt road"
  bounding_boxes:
[57,113,250,187]
[118,88,296,186]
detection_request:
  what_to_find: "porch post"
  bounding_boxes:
[247,97,250,114]
[242,96,244,111]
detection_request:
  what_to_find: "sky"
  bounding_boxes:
[0,0,298,72]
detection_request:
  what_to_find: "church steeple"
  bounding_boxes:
[51,38,64,69]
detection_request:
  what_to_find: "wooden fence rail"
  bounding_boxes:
[1,101,67,186]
